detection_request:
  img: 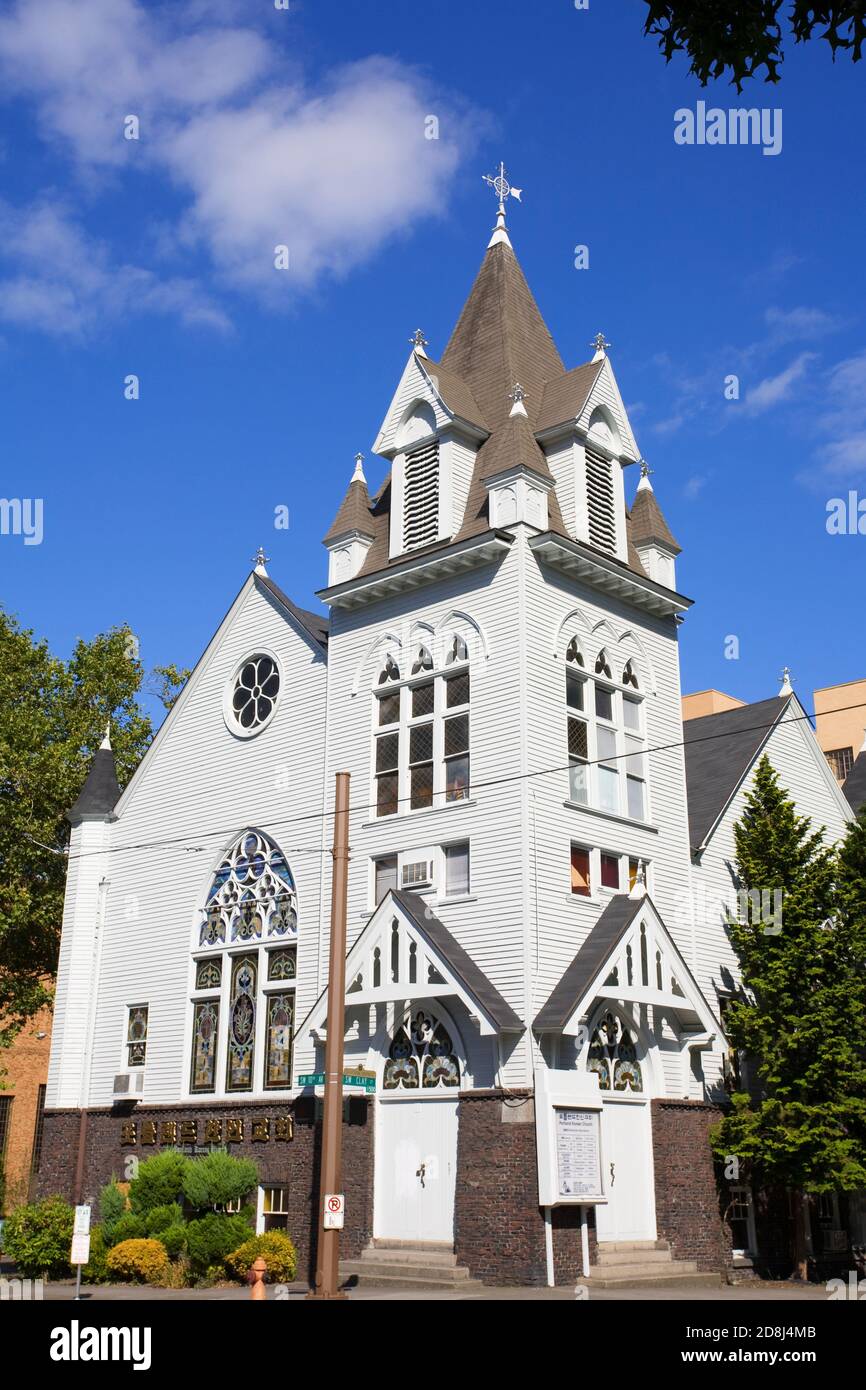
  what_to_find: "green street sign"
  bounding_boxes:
[297,1072,376,1092]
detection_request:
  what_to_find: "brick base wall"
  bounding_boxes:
[38,1098,374,1284]
[651,1098,729,1272]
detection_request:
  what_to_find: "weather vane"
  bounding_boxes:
[482,161,523,216]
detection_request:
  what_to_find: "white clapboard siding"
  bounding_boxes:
[61,579,329,1108]
[689,710,852,1009]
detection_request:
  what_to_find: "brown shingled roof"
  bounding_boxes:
[536,360,603,433]
[419,355,489,432]
[323,475,374,545]
[629,482,681,554]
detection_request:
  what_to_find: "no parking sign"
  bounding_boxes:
[323,1193,345,1230]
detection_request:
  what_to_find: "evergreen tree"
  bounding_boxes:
[712,757,866,1276]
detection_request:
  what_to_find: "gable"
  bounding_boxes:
[575,357,641,462]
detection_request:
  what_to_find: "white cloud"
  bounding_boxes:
[742,351,816,416]
[764,305,843,345]
[0,0,479,331]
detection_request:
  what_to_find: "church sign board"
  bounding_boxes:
[535,1068,605,1207]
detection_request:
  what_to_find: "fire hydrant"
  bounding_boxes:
[250,1256,268,1300]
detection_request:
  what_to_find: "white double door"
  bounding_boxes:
[595,1099,657,1242]
[374,1098,458,1243]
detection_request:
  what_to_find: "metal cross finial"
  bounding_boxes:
[591,332,612,354]
[508,382,528,405]
[779,666,794,696]
[482,161,523,216]
[639,458,654,480]
[252,546,270,575]
[354,452,364,467]
[409,328,428,350]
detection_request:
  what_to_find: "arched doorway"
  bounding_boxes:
[584,1007,657,1243]
[373,1009,462,1244]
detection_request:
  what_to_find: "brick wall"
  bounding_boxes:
[455,1089,594,1286]
[38,1097,374,1284]
[651,1098,729,1271]
[0,1004,52,1211]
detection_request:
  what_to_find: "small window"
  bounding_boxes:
[30,1084,47,1175]
[623,696,640,732]
[411,646,433,674]
[126,1005,149,1068]
[444,842,470,897]
[378,690,400,726]
[566,637,584,666]
[409,723,434,809]
[446,635,468,665]
[622,659,639,690]
[376,732,400,817]
[594,649,612,679]
[445,671,470,708]
[231,653,280,734]
[375,854,398,904]
[260,1185,290,1233]
[412,681,435,717]
[571,846,591,897]
[0,1095,13,1158]
[196,959,222,990]
[566,671,585,711]
[627,775,645,821]
[378,654,401,684]
[597,728,619,813]
[600,853,620,889]
[826,747,854,781]
[444,714,470,802]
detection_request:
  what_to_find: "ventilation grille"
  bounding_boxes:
[403,441,439,551]
[585,446,617,554]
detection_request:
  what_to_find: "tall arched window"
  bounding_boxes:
[586,1011,643,1093]
[563,638,647,820]
[382,1010,460,1091]
[190,830,297,1096]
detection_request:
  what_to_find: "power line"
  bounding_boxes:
[57,695,864,866]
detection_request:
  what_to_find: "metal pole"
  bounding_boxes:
[307,771,350,1301]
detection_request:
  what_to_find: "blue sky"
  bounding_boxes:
[0,0,863,725]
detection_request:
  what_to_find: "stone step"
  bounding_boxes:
[343,1258,472,1282]
[361,1247,459,1267]
[596,1247,675,1267]
[586,1268,723,1289]
[591,1258,699,1280]
[597,1240,670,1253]
[341,1267,485,1293]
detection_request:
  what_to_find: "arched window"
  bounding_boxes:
[378,653,401,684]
[564,644,647,820]
[622,659,639,689]
[411,645,433,674]
[586,1011,643,1093]
[594,648,612,679]
[566,636,584,667]
[383,1010,460,1091]
[446,634,468,665]
[191,830,297,1096]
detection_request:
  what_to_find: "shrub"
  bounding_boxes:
[225,1231,297,1285]
[99,1179,127,1230]
[82,1225,109,1284]
[129,1150,188,1215]
[104,1212,145,1247]
[155,1223,187,1260]
[182,1150,259,1213]
[106,1238,173,1286]
[144,1203,184,1236]
[2,1198,74,1278]
[185,1213,252,1275]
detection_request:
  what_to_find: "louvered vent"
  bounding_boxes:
[403,440,439,551]
[585,446,617,554]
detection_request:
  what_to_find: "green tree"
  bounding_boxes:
[712,757,866,1276]
[643,2,866,88]
[0,608,181,1041]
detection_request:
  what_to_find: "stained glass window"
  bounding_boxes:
[265,994,294,1090]
[226,955,257,1092]
[201,830,297,947]
[196,959,222,990]
[268,949,296,981]
[383,1011,460,1091]
[191,1000,219,1093]
[587,1011,643,1093]
[126,1006,148,1067]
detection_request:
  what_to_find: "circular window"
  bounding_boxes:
[229,653,280,734]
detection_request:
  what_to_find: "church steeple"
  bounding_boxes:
[68,723,121,823]
[629,462,681,591]
[323,453,375,584]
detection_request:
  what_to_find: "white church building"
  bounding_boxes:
[39,196,854,1287]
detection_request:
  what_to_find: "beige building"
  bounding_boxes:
[682,689,745,722]
[813,679,866,784]
[0,1004,52,1212]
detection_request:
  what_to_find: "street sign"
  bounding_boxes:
[70,1233,91,1266]
[73,1205,91,1235]
[323,1193,345,1230]
[297,1072,376,1092]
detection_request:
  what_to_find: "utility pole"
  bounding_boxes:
[308,771,351,1300]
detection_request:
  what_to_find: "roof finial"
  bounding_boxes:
[409,328,428,356]
[100,720,111,751]
[778,666,794,697]
[507,381,528,418]
[637,458,654,492]
[252,546,270,577]
[352,452,367,484]
[591,332,611,362]
[629,859,647,900]
[483,161,522,248]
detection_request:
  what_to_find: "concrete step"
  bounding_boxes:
[361,1246,459,1267]
[597,1240,670,1253]
[587,1268,723,1289]
[341,1268,485,1292]
[342,1259,473,1282]
[596,1247,675,1266]
[342,1242,479,1291]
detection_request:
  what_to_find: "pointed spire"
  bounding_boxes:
[591,332,611,363]
[67,732,122,823]
[323,454,374,545]
[482,161,521,249]
[778,667,794,697]
[629,470,681,553]
[252,547,269,577]
[629,859,647,900]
